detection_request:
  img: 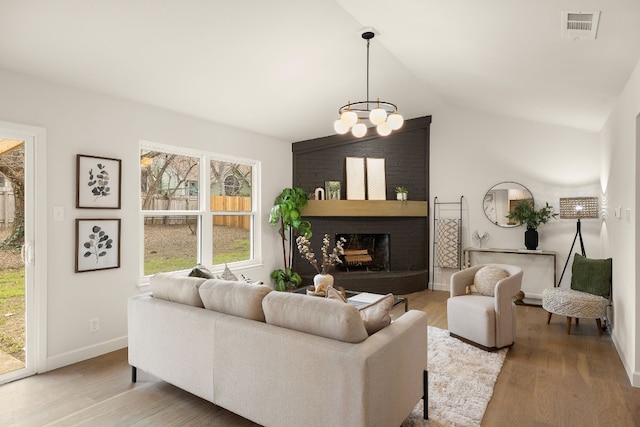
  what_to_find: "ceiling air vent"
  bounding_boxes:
[561,11,600,40]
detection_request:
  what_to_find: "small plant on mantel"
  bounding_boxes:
[268,187,312,291]
[395,186,408,201]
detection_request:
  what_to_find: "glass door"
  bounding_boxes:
[0,123,40,384]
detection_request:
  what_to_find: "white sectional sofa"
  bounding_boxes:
[128,273,428,427]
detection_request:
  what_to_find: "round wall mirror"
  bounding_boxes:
[483,182,533,227]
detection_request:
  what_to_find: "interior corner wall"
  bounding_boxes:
[0,68,292,371]
[600,58,640,387]
[428,105,601,292]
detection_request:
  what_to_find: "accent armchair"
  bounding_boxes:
[447,263,523,350]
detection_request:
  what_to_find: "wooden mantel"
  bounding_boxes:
[302,200,428,217]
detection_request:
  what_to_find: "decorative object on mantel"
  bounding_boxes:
[366,157,386,200]
[395,186,408,201]
[296,233,346,294]
[314,187,325,200]
[325,181,341,200]
[472,230,490,248]
[506,200,558,250]
[556,196,599,286]
[332,29,404,138]
[268,187,312,291]
[346,157,366,200]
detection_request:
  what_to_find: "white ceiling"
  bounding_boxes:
[1,0,639,142]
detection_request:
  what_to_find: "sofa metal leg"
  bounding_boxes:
[131,366,137,383]
[546,311,552,324]
[423,370,428,420]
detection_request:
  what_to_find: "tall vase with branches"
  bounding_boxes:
[268,187,312,291]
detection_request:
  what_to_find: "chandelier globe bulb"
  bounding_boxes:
[334,119,350,134]
[351,123,367,138]
[340,110,358,127]
[387,113,404,130]
[376,122,392,136]
[369,107,387,125]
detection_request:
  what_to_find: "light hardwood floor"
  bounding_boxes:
[1,290,639,426]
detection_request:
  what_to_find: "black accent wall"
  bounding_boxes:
[291,116,431,294]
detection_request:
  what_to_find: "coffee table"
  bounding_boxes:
[294,286,408,312]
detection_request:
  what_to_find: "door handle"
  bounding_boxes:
[21,243,35,265]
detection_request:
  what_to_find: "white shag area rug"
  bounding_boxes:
[402,326,508,427]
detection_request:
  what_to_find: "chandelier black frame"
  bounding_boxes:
[333,31,403,138]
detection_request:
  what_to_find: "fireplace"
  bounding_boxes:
[292,116,431,294]
[336,233,390,272]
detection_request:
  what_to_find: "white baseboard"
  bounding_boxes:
[44,336,127,372]
[428,282,449,292]
[611,331,640,388]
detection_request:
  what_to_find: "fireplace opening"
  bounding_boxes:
[336,233,390,272]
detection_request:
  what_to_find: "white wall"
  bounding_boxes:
[0,68,292,371]
[429,104,601,289]
[600,59,640,387]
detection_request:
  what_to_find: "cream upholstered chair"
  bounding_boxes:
[447,263,523,350]
[542,254,612,335]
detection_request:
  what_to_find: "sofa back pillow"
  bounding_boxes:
[262,292,369,343]
[150,272,206,307]
[199,279,271,322]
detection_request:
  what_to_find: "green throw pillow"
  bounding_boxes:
[570,254,612,298]
[188,265,214,279]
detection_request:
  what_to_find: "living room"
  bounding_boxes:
[0,1,639,425]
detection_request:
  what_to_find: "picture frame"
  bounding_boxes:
[75,218,121,273]
[366,158,386,200]
[325,181,341,200]
[76,154,122,209]
[345,157,366,200]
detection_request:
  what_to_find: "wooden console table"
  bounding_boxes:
[464,247,557,304]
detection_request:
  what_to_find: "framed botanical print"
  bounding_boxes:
[75,218,121,273]
[76,154,122,209]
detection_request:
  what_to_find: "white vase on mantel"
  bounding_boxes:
[313,273,334,294]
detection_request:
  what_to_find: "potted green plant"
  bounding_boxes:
[506,200,558,250]
[395,186,408,201]
[268,187,312,291]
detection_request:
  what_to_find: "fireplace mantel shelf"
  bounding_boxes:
[302,200,428,217]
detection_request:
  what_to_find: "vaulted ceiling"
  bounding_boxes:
[1,0,639,142]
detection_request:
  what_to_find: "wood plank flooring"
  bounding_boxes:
[1,289,638,426]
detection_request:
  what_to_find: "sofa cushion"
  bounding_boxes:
[360,293,394,335]
[262,292,369,343]
[150,272,206,307]
[474,265,509,296]
[199,279,271,322]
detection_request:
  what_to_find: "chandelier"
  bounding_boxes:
[333,30,404,138]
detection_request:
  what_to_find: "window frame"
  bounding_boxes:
[139,140,261,280]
